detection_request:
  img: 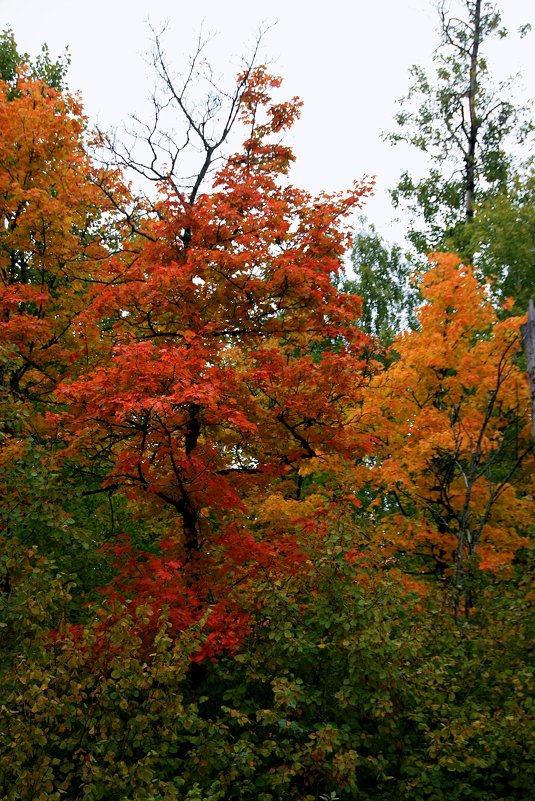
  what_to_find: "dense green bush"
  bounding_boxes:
[1,542,533,800]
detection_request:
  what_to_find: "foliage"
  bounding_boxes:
[1,539,533,800]
[0,27,70,90]
[0,33,533,801]
[352,1,534,350]
[467,166,535,313]
[0,70,130,609]
[0,72,125,406]
[387,0,533,255]
[50,67,375,654]
[346,220,420,346]
[362,253,533,616]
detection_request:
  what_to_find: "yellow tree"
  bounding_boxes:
[367,253,533,617]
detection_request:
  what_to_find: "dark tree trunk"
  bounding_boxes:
[521,299,535,444]
[465,0,482,223]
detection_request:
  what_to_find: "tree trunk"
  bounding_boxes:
[521,299,535,444]
[465,0,482,223]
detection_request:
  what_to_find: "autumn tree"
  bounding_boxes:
[0,74,125,395]
[363,253,533,617]
[1,30,534,801]
[0,67,131,614]
[49,64,376,656]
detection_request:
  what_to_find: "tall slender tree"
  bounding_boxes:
[351,0,533,346]
[387,0,533,258]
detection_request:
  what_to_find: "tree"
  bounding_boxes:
[466,165,535,313]
[0,27,70,90]
[51,66,375,656]
[349,1,533,346]
[0,69,130,619]
[387,0,533,262]
[363,253,533,617]
[2,533,533,800]
[0,75,123,401]
[346,220,419,347]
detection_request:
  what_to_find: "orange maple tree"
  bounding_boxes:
[0,71,131,574]
[0,73,126,404]
[363,253,533,616]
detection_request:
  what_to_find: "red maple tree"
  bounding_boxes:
[54,68,376,657]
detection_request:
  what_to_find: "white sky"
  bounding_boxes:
[3,0,534,241]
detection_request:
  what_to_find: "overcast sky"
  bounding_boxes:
[3,0,534,240]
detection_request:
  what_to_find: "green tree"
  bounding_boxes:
[386,0,533,261]
[347,220,419,346]
[0,27,70,90]
[349,1,533,344]
[467,166,535,312]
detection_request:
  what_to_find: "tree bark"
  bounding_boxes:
[465,0,482,223]
[521,298,535,444]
